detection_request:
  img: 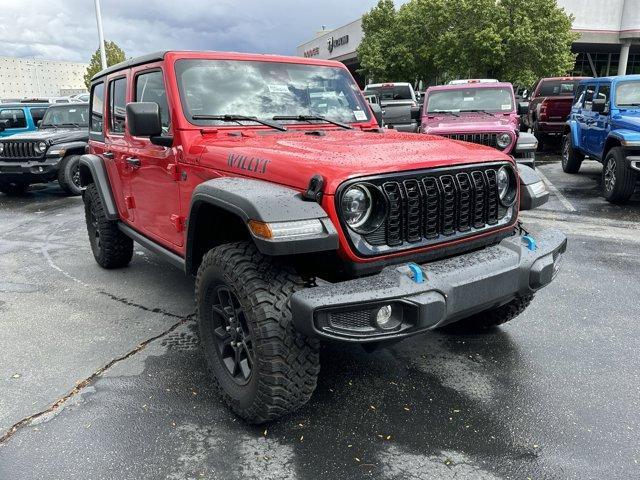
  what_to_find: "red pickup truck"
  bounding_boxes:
[523,77,590,151]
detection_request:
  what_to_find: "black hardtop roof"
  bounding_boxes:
[91,51,168,82]
[1,102,50,108]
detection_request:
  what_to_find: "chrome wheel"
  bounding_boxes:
[604,158,617,193]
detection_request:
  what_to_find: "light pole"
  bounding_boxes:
[93,0,107,70]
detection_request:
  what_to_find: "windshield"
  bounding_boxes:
[175,59,370,126]
[426,87,514,113]
[615,81,640,107]
[41,105,89,127]
[539,80,580,97]
[364,85,413,101]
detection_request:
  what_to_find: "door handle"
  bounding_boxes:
[103,151,114,159]
[126,157,141,168]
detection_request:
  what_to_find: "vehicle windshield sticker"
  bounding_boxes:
[501,104,511,110]
[353,110,367,121]
[267,84,290,94]
[227,153,270,174]
[463,97,474,102]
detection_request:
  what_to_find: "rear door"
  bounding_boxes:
[126,65,183,248]
[588,83,611,158]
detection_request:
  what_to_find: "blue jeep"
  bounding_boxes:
[562,75,640,203]
[0,103,50,138]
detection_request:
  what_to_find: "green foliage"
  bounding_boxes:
[84,41,126,89]
[358,0,579,87]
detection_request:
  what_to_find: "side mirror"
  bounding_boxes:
[37,120,43,128]
[410,105,422,120]
[517,102,529,115]
[370,103,384,127]
[592,98,607,114]
[126,102,172,147]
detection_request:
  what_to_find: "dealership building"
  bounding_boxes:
[0,57,88,100]
[297,0,640,85]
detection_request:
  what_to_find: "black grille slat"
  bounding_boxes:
[422,177,440,239]
[403,180,422,243]
[444,133,498,148]
[485,169,499,225]
[455,173,472,232]
[471,171,487,228]
[0,141,42,160]
[383,182,403,246]
[439,175,456,236]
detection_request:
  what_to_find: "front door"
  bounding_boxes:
[126,67,183,248]
[588,83,611,157]
[581,83,597,154]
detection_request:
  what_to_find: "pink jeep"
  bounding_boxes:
[420,81,536,167]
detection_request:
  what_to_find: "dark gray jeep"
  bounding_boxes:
[0,103,89,196]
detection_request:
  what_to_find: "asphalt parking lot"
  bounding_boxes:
[1,155,639,480]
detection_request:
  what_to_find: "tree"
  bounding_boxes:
[358,0,578,87]
[83,41,126,89]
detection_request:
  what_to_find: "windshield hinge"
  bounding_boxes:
[302,174,324,203]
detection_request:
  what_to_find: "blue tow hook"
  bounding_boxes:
[407,263,425,283]
[523,235,537,251]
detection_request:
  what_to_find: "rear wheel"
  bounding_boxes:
[196,242,320,423]
[0,180,29,196]
[442,294,534,333]
[603,147,637,203]
[561,135,584,173]
[58,155,82,196]
[83,183,133,268]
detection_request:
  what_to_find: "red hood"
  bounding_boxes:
[193,129,512,194]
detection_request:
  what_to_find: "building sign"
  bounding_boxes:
[327,35,349,54]
[304,47,320,58]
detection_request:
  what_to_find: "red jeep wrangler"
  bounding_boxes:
[80,51,565,423]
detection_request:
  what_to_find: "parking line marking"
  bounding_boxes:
[536,169,577,212]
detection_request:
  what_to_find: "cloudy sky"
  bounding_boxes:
[0,0,403,64]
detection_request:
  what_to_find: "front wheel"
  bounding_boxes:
[0,180,29,196]
[58,155,82,196]
[561,135,584,174]
[196,242,320,424]
[442,294,534,334]
[603,147,637,203]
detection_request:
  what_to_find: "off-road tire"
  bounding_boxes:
[603,147,637,204]
[58,155,82,195]
[442,294,534,334]
[561,135,584,174]
[196,241,320,424]
[83,183,133,268]
[0,180,29,196]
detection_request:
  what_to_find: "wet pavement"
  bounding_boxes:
[1,157,639,479]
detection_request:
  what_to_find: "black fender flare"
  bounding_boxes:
[78,154,119,220]
[517,164,549,211]
[51,140,87,155]
[186,177,339,269]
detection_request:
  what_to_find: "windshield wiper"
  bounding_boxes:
[431,110,460,117]
[618,103,640,107]
[57,122,82,128]
[192,114,287,132]
[272,115,353,130]
[459,109,496,117]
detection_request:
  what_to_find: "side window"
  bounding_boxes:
[573,85,586,108]
[583,84,596,110]
[596,84,611,111]
[0,109,27,129]
[135,70,170,132]
[29,108,47,125]
[90,82,105,134]
[108,77,127,134]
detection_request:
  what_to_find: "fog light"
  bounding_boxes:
[375,305,393,327]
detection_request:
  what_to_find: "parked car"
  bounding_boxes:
[363,82,420,132]
[0,102,49,138]
[523,76,590,150]
[0,103,89,195]
[420,81,537,167]
[563,75,640,203]
[79,50,564,423]
[70,93,90,103]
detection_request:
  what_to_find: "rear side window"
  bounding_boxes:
[90,82,105,134]
[539,80,580,97]
[365,85,413,100]
[0,109,27,128]
[573,85,586,108]
[108,77,127,134]
[29,107,47,125]
[135,70,170,132]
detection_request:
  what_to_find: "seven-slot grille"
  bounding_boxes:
[442,133,501,148]
[0,141,43,160]
[355,164,510,251]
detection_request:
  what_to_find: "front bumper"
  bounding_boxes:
[291,228,566,343]
[627,155,640,172]
[0,156,62,183]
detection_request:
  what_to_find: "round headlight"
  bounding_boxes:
[341,185,372,230]
[497,166,517,206]
[497,133,512,149]
[35,141,47,154]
